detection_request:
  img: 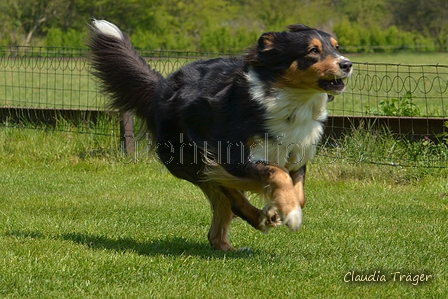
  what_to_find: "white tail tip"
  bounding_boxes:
[92,19,123,40]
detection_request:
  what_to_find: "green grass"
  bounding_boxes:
[1,126,447,298]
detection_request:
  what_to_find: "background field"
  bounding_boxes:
[346,52,448,65]
[1,127,447,298]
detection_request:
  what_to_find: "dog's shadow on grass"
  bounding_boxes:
[5,230,255,258]
[62,232,210,256]
[65,232,256,258]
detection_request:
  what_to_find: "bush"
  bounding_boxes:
[63,29,85,48]
[45,28,63,47]
[45,28,86,47]
[334,19,438,53]
[130,24,258,52]
[369,25,388,52]
[333,18,366,52]
[199,25,255,53]
[365,91,421,116]
[130,29,162,50]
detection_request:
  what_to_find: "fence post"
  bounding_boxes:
[120,112,135,156]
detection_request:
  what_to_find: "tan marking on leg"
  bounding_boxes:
[290,165,306,208]
[200,183,235,251]
[263,165,299,218]
[221,187,281,231]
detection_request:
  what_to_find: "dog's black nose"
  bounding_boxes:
[339,60,352,72]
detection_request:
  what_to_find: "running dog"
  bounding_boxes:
[87,20,352,251]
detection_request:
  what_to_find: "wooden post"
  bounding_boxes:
[120,112,135,156]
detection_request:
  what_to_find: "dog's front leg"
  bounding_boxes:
[260,164,302,231]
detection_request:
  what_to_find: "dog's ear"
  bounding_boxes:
[258,33,276,52]
[244,31,286,66]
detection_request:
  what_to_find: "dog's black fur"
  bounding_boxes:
[88,21,352,251]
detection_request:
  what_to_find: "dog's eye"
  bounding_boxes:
[309,47,320,54]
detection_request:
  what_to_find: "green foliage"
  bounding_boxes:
[333,18,369,52]
[365,91,421,116]
[45,27,86,47]
[127,0,260,52]
[198,25,259,52]
[130,25,257,53]
[403,136,448,165]
[436,121,448,144]
[45,28,63,47]
[131,29,176,50]
[1,0,447,51]
[390,0,448,51]
[333,18,436,53]
[199,26,232,52]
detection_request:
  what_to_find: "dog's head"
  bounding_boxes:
[245,24,352,95]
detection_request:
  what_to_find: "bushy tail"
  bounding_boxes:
[87,19,163,125]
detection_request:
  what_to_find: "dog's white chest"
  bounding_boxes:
[249,89,328,172]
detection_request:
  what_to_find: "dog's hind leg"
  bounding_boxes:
[200,183,236,251]
[219,187,281,232]
[200,183,282,251]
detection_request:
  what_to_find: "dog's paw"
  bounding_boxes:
[258,205,282,232]
[283,206,302,232]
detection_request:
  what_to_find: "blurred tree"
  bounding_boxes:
[390,0,448,50]
[0,0,69,45]
[336,0,391,28]
[0,0,446,51]
[235,0,337,31]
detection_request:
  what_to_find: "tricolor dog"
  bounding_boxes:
[87,20,352,251]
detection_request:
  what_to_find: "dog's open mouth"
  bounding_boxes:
[319,78,346,93]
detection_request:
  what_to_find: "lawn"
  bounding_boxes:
[1,127,447,298]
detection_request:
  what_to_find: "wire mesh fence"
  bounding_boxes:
[0,46,103,110]
[332,62,448,117]
[0,47,228,109]
[0,46,447,167]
